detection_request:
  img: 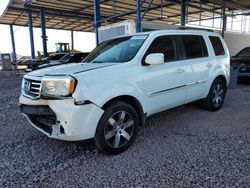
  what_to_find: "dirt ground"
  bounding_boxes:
[0,71,249,187]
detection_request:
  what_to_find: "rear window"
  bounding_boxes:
[209,36,225,56]
[182,35,208,59]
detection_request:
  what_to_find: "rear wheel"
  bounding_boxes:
[95,101,139,154]
[203,78,227,111]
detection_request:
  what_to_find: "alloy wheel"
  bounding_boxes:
[212,83,224,108]
[104,111,134,148]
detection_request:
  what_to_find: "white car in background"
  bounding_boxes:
[19,29,230,154]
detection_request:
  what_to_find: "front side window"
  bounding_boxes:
[182,35,208,59]
[143,35,177,63]
[209,36,225,56]
[83,35,147,63]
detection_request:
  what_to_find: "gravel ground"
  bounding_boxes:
[0,71,249,187]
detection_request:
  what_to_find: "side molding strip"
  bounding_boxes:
[148,80,207,96]
[187,79,207,87]
[149,85,186,96]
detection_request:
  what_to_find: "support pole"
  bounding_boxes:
[94,0,100,45]
[222,4,227,38]
[181,0,186,26]
[71,30,74,50]
[139,0,154,24]
[136,0,141,32]
[9,25,16,62]
[40,9,48,57]
[28,10,35,61]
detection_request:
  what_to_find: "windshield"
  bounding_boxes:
[83,35,148,63]
[236,47,250,57]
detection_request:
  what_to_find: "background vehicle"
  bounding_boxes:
[36,42,80,61]
[55,42,70,53]
[26,52,67,72]
[26,52,89,71]
[19,29,230,154]
[59,52,89,64]
[231,47,250,77]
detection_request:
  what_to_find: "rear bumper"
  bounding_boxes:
[19,95,104,141]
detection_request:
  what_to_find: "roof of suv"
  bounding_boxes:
[102,28,221,43]
[140,28,214,35]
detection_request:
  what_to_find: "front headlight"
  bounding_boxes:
[41,75,76,98]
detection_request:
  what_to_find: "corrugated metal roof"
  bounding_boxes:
[0,0,249,32]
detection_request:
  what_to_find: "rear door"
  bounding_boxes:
[142,35,187,115]
[180,35,211,103]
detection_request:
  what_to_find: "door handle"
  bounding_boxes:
[175,68,185,74]
[206,63,212,68]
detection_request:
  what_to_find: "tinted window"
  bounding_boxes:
[209,36,225,56]
[235,47,250,57]
[182,35,208,59]
[144,35,177,62]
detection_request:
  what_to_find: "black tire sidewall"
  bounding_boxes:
[207,79,226,111]
[95,101,139,154]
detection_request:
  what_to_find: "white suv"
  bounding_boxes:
[20,29,230,154]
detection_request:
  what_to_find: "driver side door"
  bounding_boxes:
[142,35,187,115]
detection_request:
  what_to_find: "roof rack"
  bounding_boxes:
[177,26,214,32]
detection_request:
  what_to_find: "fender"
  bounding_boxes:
[73,81,148,114]
[210,64,230,85]
[205,64,230,97]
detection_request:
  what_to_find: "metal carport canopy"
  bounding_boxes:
[0,0,94,32]
[1,0,250,32]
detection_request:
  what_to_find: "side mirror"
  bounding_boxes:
[145,53,164,65]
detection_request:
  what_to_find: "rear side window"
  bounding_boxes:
[182,35,208,59]
[144,35,177,62]
[209,36,225,56]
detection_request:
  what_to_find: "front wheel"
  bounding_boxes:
[95,101,139,154]
[203,78,227,111]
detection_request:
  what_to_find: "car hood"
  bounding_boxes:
[27,62,119,77]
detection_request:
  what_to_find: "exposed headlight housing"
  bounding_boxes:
[41,75,76,98]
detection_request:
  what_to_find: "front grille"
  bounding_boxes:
[29,115,55,134]
[20,105,56,134]
[22,78,42,100]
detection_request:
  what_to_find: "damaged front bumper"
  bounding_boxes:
[19,95,104,141]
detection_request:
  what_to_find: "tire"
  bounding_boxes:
[203,78,227,111]
[95,101,139,154]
